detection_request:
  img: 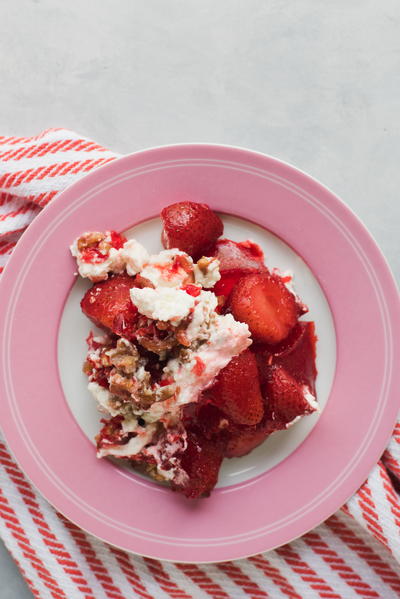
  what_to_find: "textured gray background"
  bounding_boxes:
[0,0,399,596]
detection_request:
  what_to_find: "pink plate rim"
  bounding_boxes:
[0,143,399,563]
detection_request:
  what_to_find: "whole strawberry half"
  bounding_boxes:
[161,201,224,260]
[175,429,224,499]
[81,273,138,338]
[257,321,317,393]
[265,365,317,426]
[210,349,264,426]
[229,272,299,344]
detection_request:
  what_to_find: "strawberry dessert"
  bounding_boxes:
[71,202,318,498]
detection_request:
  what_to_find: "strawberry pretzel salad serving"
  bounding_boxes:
[70,202,318,498]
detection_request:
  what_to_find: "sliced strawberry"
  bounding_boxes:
[192,400,283,458]
[224,419,283,458]
[236,239,264,258]
[161,201,223,260]
[81,273,138,337]
[112,305,139,339]
[213,270,249,301]
[187,390,282,458]
[229,272,299,344]
[175,429,223,498]
[211,349,264,426]
[187,401,231,440]
[257,322,317,393]
[265,366,317,425]
[210,239,265,272]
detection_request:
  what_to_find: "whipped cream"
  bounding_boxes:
[88,381,120,416]
[119,239,149,276]
[121,416,140,433]
[130,287,195,324]
[194,257,221,288]
[70,240,124,281]
[97,423,156,458]
[186,290,218,342]
[140,249,193,288]
[302,385,319,411]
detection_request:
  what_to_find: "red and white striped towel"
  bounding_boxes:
[1,129,400,599]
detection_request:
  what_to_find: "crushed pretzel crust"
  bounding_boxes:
[131,460,169,483]
[76,231,116,255]
[134,315,192,355]
[196,256,213,273]
[76,232,106,251]
[105,339,139,374]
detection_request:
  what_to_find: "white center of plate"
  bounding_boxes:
[58,215,336,488]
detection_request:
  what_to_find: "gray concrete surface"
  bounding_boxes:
[0,0,399,596]
[0,541,32,599]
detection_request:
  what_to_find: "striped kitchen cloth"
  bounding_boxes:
[1,128,400,599]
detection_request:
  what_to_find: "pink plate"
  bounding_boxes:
[0,144,399,563]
